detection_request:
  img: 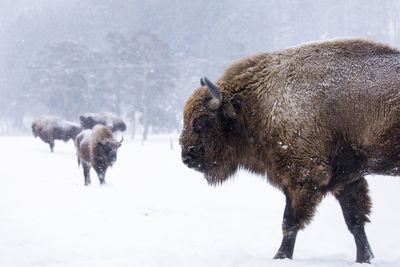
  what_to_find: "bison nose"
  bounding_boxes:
[182,146,204,170]
[182,148,196,166]
[182,154,194,166]
[182,147,199,168]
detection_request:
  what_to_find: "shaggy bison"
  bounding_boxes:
[32,116,81,152]
[80,112,126,132]
[179,38,400,263]
[75,124,123,186]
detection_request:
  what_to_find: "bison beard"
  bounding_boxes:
[179,38,400,263]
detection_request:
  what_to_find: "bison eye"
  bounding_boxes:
[193,114,215,133]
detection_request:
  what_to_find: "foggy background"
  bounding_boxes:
[1,0,400,138]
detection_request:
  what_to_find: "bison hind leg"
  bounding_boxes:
[48,141,55,152]
[334,177,374,263]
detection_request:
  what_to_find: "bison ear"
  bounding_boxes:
[230,94,242,112]
[223,101,237,120]
[223,94,242,120]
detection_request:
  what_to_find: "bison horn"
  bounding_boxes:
[119,136,124,145]
[201,77,222,109]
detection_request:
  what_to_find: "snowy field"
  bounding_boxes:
[0,135,399,267]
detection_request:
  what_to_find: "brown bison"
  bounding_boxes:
[75,124,123,186]
[80,112,126,132]
[32,116,81,152]
[179,38,400,263]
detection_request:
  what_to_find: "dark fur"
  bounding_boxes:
[80,112,126,132]
[179,38,400,263]
[75,124,122,186]
[32,116,81,152]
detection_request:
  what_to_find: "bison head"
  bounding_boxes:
[31,123,38,137]
[68,126,82,141]
[80,115,96,130]
[99,137,123,166]
[113,121,127,132]
[180,77,242,185]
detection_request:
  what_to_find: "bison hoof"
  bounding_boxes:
[273,251,292,260]
[356,251,374,264]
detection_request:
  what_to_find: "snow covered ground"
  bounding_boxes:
[0,135,399,267]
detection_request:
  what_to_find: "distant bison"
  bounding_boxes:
[32,116,81,152]
[80,112,126,132]
[179,38,400,263]
[75,124,123,186]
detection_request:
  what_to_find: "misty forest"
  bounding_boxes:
[1,0,400,138]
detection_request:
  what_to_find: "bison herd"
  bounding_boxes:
[30,38,400,263]
[32,112,125,185]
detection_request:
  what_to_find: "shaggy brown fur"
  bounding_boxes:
[179,38,400,263]
[32,116,81,152]
[75,124,122,185]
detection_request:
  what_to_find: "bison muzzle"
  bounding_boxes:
[179,38,400,263]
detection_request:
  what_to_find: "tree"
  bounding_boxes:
[105,31,179,140]
[22,41,95,121]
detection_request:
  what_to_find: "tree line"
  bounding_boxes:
[19,31,188,140]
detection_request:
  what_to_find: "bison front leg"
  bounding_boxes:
[274,185,324,260]
[98,174,105,185]
[93,164,107,185]
[82,163,91,186]
[334,177,373,263]
[273,197,299,260]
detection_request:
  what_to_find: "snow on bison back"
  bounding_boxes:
[179,38,400,263]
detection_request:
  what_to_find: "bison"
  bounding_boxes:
[75,124,123,186]
[32,116,81,152]
[80,112,126,132]
[179,38,400,263]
